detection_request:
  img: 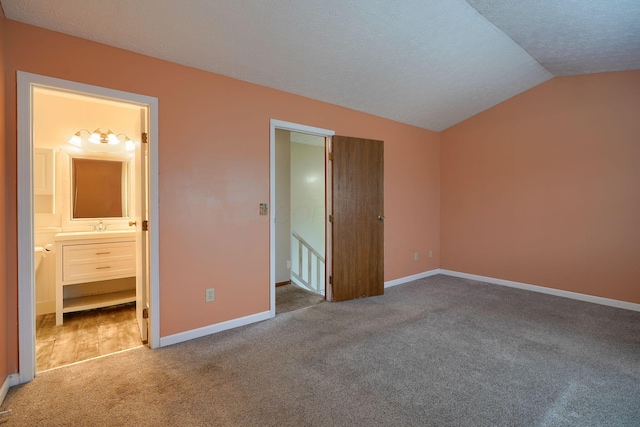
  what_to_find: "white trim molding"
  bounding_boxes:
[0,374,20,405]
[17,71,161,384]
[159,311,271,347]
[441,270,640,312]
[384,269,441,288]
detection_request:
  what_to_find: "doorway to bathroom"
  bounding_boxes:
[17,72,160,382]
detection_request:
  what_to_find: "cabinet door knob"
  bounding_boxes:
[129,221,136,227]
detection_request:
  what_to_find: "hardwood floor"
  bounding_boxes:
[36,303,142,372]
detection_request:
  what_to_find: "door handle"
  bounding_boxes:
[378,215,385,221]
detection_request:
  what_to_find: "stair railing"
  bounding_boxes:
[291,231,325,294]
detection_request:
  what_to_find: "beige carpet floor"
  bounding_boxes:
[2,275,639,426]
[276,283,324,314]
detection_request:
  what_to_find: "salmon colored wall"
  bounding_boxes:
[441,71,640,304]
[3,20,440,369]
[0,9,8,384]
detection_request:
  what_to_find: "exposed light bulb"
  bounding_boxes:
[125,139,135,151]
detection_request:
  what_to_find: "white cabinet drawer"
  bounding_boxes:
[63,241,134,263]
[63,258,135,282]
[55,232,137,325]
[62,241,135,282]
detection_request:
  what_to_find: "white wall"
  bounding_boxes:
[290,142,325,255]
[274,132,325,287]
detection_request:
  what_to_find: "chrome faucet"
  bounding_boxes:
[92,220,110,232]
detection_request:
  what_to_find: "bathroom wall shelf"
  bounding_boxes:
[55,231,136,325]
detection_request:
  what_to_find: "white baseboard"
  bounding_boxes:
[0,374,19,406]
[159,311,271,347]
[159,270,638,348]
[440,269,640,312]
[384,268,441,288]
[36,300,55,316]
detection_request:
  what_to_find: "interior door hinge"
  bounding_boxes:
[141,132,148,144]
[329,276,333,284]
[142,220,149,231]
[328,215,334,223]
[328,152,333,161]
[142,308,149,319]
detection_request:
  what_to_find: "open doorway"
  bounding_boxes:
[17,72,160,383]
[270,121,385,314]
[32,88,144,371]
[270,120,335,317]
[274,129,326,314]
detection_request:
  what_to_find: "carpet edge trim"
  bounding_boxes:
[384,269,441,288]
[159,311,271,347]
[441,269,640,312]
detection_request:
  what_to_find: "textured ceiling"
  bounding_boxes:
[2,1,636,131]
[467,0,640,75]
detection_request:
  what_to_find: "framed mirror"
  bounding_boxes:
[71,157,130,219]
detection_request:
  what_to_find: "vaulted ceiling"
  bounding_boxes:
[3,0,638,131]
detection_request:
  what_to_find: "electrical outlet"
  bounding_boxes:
[286,260,291,269]
[429,250,433,258]
[205,288,215,302]
[414,252,419,261]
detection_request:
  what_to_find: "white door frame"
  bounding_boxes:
[17,71,161,383]
[269,119,334,317]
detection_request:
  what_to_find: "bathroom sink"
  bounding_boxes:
[54,230,136,241]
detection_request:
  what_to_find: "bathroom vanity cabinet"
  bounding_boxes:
[55,231,136,325]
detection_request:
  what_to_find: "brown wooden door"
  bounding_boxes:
[331,136,384,302]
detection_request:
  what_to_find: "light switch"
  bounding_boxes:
[259,203,268,216]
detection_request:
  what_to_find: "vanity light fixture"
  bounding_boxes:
[114,133,136,151]
[68,131,83,147]
[124,138,135,151]
[69,128,135,148]
[89,128,119,145]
